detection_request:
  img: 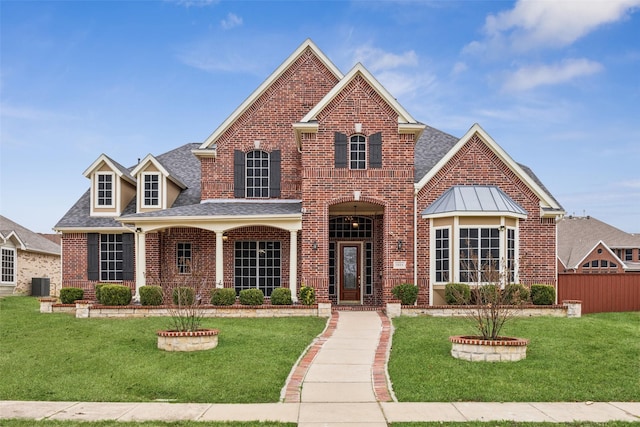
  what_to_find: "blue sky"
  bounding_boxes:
[1,0,639,233]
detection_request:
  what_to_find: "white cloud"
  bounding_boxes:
[352,45,418,72]
[451,62,468,75]
[502,58,603,92]
[165,0,218,7]
[221,12,242,30]
[469,0,640,53]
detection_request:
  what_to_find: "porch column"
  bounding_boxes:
[215,231,224,288]
[289,230,298,302]
[135,231,146,300]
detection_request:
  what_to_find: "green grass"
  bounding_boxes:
[0,421,292,427]
[0,297,326,403]
[391,423,639,427]
[388,312,640,402]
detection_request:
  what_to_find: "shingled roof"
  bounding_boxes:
[557,216,640,270]
[0,215,61,256]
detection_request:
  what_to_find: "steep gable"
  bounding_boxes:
[416,123,563,218]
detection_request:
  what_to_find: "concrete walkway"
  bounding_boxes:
[2,311,639,425]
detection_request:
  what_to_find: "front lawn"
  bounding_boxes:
[0,297,326,403]
[388,312,640,402]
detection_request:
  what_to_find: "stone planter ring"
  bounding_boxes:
[449,335,529,362]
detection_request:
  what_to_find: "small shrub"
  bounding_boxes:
[298,286,316,305]
[99,284,132,306]
[270,287,292,305]
[531,284,556,305]
[94,283,107,303]
[392,283,419,305]
[210,288,236,306]
[239,288,264,305]
[140,285,163,306]
[172,287,195,306]
[60,287,84,304]
[504,283,530,304]
[445,283,471,305]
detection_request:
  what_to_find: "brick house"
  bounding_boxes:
[1,215,61,296]
[557,216,640,274]
[54,39,564,305]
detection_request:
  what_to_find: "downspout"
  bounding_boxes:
[413,189,418,297]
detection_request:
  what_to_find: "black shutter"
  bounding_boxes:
[234,150,245,198]
[369,132,382,168]
[87,233,99,281]
[335,132,348,168]
[122,233,134,281]
[269,150,281,198]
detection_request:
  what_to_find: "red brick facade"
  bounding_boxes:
[58,41,561,306]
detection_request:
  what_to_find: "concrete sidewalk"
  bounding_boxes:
[2,311,639,425]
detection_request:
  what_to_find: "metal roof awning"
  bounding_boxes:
[421,185,528,219]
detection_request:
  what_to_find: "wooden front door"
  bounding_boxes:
[340,244,361,302]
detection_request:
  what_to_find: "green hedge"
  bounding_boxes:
[531,284,556,305]
[298,286,315,305]
[99,284,132,306]
[444,283,470,305]
[270,287,292,305]
[392,283,419,305]
[239,288,264,305]
[140,285,163,306]
[59,287,84,304]
[94,283,106,303]
[470,284,500,305]
[210,288,236,306]
[172,287,195,306]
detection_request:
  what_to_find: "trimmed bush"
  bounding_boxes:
[140,285,163,306]
[239,288,264,305]
[504,283,530,304]
[270,287,292,305]
[298,286,316,305]
[392,283,419,305]
[94,283,107,303]
[445,283,471,305]
[172,287,195,306]
[531,284,556,305]
[210,288,236,306]
[59,287,84,304]
[99,284,132,306]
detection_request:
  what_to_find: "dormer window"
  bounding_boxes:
[96,172,114,207]
[142,173,160,207]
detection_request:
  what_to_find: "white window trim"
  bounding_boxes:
[95,172,115,208]
[141,172,163,209]
[436,218,520,285]
[430,225,452,285]
[1,247,16,285]
[349,134,367,170]
[245,150,270,199]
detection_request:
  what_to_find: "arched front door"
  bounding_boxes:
[340,243,361,302]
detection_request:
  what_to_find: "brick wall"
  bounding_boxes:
[15,251,60,296]
[416,134,557,304]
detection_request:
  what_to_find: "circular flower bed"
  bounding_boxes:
[157,328,219,352]
[449,335,529,362]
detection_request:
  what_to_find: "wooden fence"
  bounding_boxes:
[557,274,640,314]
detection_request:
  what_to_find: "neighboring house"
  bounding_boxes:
[0,215,61,296]
[54,39,564,306]
[557,216,640,274]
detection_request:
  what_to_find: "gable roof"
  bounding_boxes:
[557,216,640,269]
[55,143,201,231]
[415,123,564,217]
[83,154,136,185]
[422,185,528,219]
[131,154,187,189]
[0,215,61,256]
[196,39,343,153]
